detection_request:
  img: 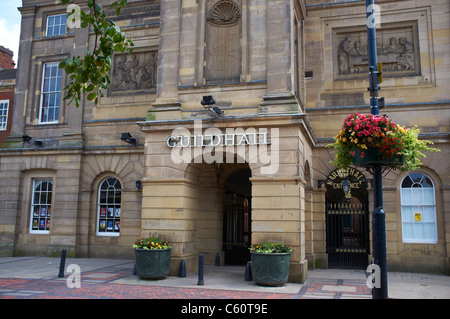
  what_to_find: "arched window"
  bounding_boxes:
[30,178,53,234]
[97,177,122,236]
[401,173,437,243]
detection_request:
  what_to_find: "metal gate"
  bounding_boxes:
[223,193,251,265]
[326,201,370,269]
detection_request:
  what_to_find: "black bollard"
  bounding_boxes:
[245,261,252,281]
[214,252,220,266]
[179,259,186,278]
[197,254,205,285]
[58,249,67,278]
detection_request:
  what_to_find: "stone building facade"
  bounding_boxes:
[0,0,448,281]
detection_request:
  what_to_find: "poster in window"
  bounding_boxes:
[114,208,121,217]
[33,207,39,217]
[46,219,50,230]
[40,207,47,217]
[100,207,106,217]
[39,219,45,230]
[107,220,113,231]
[99,220,106,231]
[47,207,51,217]
[107,208,114,217]
[114,221,120,231]
[32,219,38,230]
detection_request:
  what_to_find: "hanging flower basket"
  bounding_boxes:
[351,148,404,167]
[328,113,439,171]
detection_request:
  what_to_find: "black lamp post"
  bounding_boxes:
[366,0,388,299]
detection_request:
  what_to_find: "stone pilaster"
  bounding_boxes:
[2,5,37,149]
[251,176,308,283]
[152,0,182,109]
[260,0,300,114]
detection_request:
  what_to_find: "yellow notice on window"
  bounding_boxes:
[415,213,421,221]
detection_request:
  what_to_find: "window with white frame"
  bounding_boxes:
[97,177,122,236]
[46,14,67,36]
[30,178,53,234]
[40,62,63,123]
[0,100,9,131]
[401,173,438,243]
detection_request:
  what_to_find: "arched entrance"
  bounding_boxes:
[325,168,370,269]
[223,168,252,265]
[183,158,252,268]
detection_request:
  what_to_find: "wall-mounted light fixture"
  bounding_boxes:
[121,132,137,146]
[22,135,44,147]
[201,95,224,118]
[201,95,216,106]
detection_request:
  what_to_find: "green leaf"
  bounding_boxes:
[60,0,133,107]
[87,92,97,101]
[60,57,72,68]
[86,84,95,92]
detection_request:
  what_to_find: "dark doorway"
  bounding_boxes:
[223,168,251,265]
[325,168,370,269]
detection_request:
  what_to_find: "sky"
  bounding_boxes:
[0,0,22,66]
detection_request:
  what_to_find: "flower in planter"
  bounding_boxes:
[249,242,292,254]
[328,113,439,171]
[133,236,171,250]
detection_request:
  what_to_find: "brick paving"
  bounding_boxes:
[0,275,371,300]
[0,257,373,301]
[0,278,293,299]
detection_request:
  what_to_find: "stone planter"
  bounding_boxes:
[251,252,291,287]
[134,248,171,279]
[351,148,404,168]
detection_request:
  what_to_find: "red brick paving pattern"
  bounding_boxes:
[0,276,371,300]
[0,278,296,299]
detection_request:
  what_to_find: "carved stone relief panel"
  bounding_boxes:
[333,22,420,79]
[110,51,158,94]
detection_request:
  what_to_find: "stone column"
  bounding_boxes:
[141,178,199,275]
[260,0,299,114]
[251,176,307,283]
[60,25,89,147]
[248,0,267,82]
[152,0,182,109]
[311,187,327,268]
[178,0,198,87]
[2,5,37,149]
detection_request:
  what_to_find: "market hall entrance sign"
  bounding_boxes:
[325,168,370,270]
